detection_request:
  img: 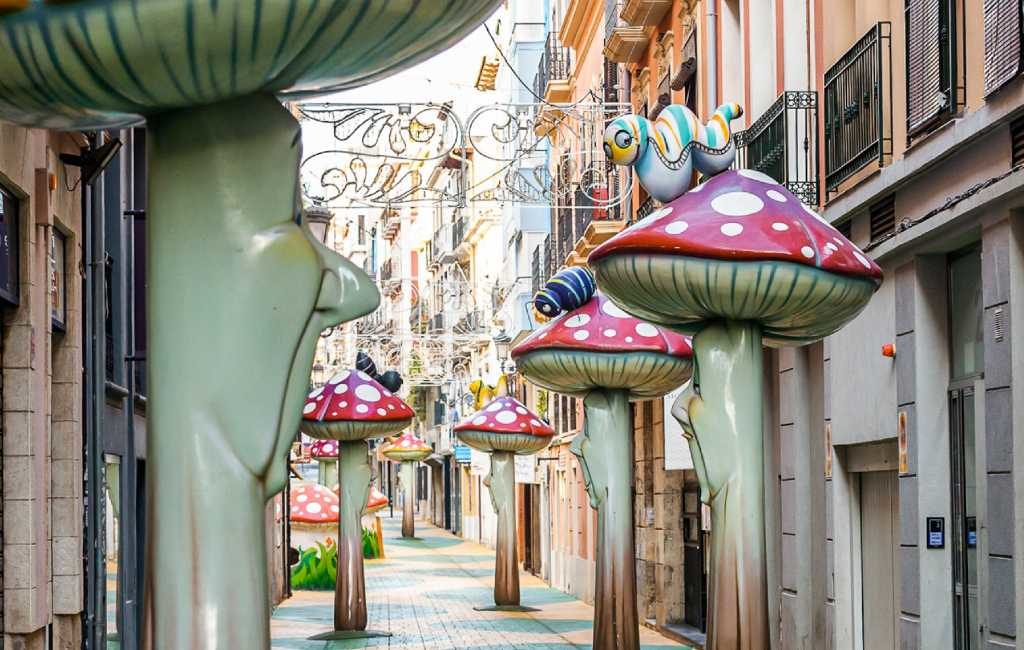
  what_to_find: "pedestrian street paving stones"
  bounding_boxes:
[271,514,691,649]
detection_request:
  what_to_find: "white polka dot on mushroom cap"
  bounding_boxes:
[516,407,527,415]
[711,191,764,217]
[306,502,322,514]
[356,404,369,414]
[355,384,381,402]
[635,206,672,227]
[328,370,349,384]
[302,402,317,415]
[603,329,616,337]
[800,246,815,259]
[635,323,659,337]
[472,415,487,425]
[601,300,631,318]
[340,401,348,407]
[565,314,591,328]
[833,237,845,246]
[357,371,371,380]
[738,169,778,184]
[772,222,789,231]
[334,383,348,394]
[625,336,634,343]
[720,223,743,237]
[853,250,873,269]
[665,220,689,234]
[574,330,590,341]
[377,408,387,416]
[530,419,542,426]
[487,401,503,412]
[495,411,517,424]
[308,386,324,399]
[296,494,308,502]
[331,505,339,513]
[766,190,787,202]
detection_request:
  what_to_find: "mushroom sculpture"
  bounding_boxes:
[310,439,340,487]
[301,370,414,639]
[512,290,693,650]
[453,396,555,611]
[289,481,341,552]
[0,2,500,644]
[380,431,433,538]
[589,168,882,648]
[0,2,500,646]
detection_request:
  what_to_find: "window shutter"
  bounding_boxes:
[906,0,943,134]
[983,0,1022,96]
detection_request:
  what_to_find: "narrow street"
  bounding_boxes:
[271,515,689,649]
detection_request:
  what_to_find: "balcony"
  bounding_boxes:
[824,22,892,195]
[620,0,671,27]
[570,186,625,262]
[531,235,551,296]
[379,257,401,296]
[382,209,400,242]
[533,33,573,104]
[451,214,470,261]
[734,91,820,207]
[604,2,648,64]
[635,195,657,223]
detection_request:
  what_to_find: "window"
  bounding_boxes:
[0,186,20,306]
[50,228,67,332]
[948,246,983,381]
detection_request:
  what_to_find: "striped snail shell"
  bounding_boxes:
[355,351,378,378]
[533,267,597,318]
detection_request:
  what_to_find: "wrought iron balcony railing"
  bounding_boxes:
[555,205,574,266]
[532,32,573,100]
[734,91,820,207]
[380,258,395,283]
[531,235,550,296]
[824,22,892,195]
[452,215,468,250]
[635,195,656,223]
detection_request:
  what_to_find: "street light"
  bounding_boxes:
[305,205,333,244]
[492,330,515,374]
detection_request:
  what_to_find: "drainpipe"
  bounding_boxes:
[705,0,718,110]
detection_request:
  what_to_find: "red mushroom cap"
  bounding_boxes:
[381,430,433,462]
[289,481,340,525]
[590,169,882,283]
[512,293,694,399]
[301,369,415,440]
[309,440,339,460]
[453,396,555,455]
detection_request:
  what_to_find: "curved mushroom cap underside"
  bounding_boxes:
[0,0,501,128]
[515,349,693,399]
[301,417,412,442]
[593,254,877,346]
[453,396,554,455]
[589,169,882,284]
[381,431,432,462]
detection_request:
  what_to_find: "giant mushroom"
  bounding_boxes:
[453,396,554,611]
[310,439,340,487]
[0,2,500,646]
[589,168,882,648]
[301,369,414,639]
[512,290,693,650]
[380,431,433,538]
[289,481,341,551]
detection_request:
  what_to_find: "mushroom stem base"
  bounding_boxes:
[401,461,416,538]
[335,440,372,631]
[489,451,520,606]
[572,388,639,650]
[681,321,770,650]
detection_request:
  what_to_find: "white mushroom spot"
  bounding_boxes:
[515,407,528,415]
[306,502,322,514]
[720,222,744,237]
[308,386,324,399]
[538,332,548,339]
[316,395,324,401]
[331,411,338,416]
[328,370,350,384]
[330,505,339,513]
[625,336,634,343]
[634,206,671,227]
[772,222,789,231]
[738,169,778,184]
[487,401,503,412]
[357,371,371,381]
[334,383,348,395]
[520,423,527,428]
[573,330,591,341]
[601,300,631,318]
[711,192,764,217]
[832,237,845,246]
[400,440,410,447]
[665,220,689,234]
[800,246,815,259]
[565,314,591,328]
[388,404,396,410]
[766,190,787,202]
[296,494,308,503]
[603,329,617,337]
[853,250,872,269]
[356,404,369,414]
[355,384,381,402]
[302,402,317,415]
[530,419,542,426]
[495,411,518,424]
[377,408,388,416]
[382,390,392,397]
[635,323,659,337]
[339,401,348,408]
[472,415,487,425]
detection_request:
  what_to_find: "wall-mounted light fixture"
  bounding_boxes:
[60,134,122,186]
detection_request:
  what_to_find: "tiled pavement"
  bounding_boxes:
[271,515,690,649]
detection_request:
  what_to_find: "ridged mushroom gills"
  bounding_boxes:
[380,431,433,463]
[453,396,554,455]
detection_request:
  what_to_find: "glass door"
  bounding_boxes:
[949,387,978,650]
[104,455,122,650]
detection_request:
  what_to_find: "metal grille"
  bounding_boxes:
[1011,114,1024,167]
[824,22,893,194]
[635,195,657,223]
[734,91,819,206]
[533,32,573,100]
[869,195,896,243]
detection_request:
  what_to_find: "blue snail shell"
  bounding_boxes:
[533,267,597,317]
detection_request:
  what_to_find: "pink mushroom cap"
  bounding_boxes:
[289,481,340,527]
[309,439,339,460]
[589,170,882,345]
[453,396,555,455]
[381,430,433,462]
[301,369,414,441]
[512,292,694,399]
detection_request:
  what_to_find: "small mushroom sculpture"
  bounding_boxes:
[453,396,555,611]
[289,481,341,552]
[310,439,340,487]
[380,431,433,538]
[0,3,500,646]
[589,168,883,648]
[512,290,693,650]
[301,369,414,639]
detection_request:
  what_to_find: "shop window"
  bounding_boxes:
[0,186,20,306]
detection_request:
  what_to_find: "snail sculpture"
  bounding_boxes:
[604,103,743,203]
[533,266,597,319]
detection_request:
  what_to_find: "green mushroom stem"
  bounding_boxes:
[486,451,519,606]
[335,440,372,631]
[569,388,639,650]
[400,460,417,538]
[672,321,769,649]
[318,459,339,487]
